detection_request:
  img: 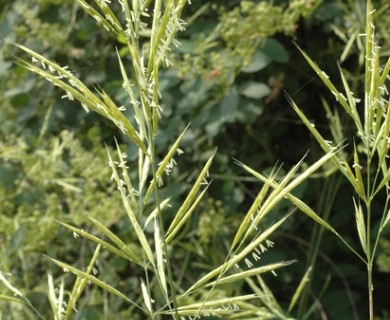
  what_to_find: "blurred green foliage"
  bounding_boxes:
[1,0,389,318]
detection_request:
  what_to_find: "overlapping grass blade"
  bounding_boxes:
[107,148,156,268]
[75,0,126,41]
[55,219,143,266]
[144,198,172,229]
[205,260,296,288]
[247,167,365,262]
[166,149,216,239]
[172,294,257,317]
[184,213,292,295]
[45,256,142,310]
[15,43,147,153]
[116,49,148,140]
[145,125,189,202]
[64,244,101,319]
[353,198,367,255]
[154,217,168,296]
[236,149,338,237]
[288,97,364,192]
[231,168,275,250]
[245,276,287,319]
[166,186,209,244]
[295,45,354,119]
[235,158,306,247]
[288,266,312,313]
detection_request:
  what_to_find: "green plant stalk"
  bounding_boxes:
[149,145,180,319]
[365,177,373,320]
[364,2,374,318]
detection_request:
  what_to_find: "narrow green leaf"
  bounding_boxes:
[15,43,147,153]
[65,245,101,319]
[236,149,338,247]
[353,144,366,200]
[166,186,209,244]
[245,276,285,318]
[76,0,126,41]
[353,198,367,255]
[140,278,153,314]
[185,213,292,294]
[116,49,147,141]
[0,271,23,297]
[295,45,353,117]
[145,125,189,202]
[251,171,365,262]
[107,149,155,268]
[98,89,147,152]
[154,218,168,296]
[144,198,171,229]
[289,97,362,192]
[176,294,256,311]
[231,169,275,249]
[46,256,142,310]
[375,164,390,198]
[379,56,390,87]
[338,63,363,134]
[0,295,27,305]
[288,266,312,313]
[166,149,216,236]
[206,261,296,288]
[56,219,142,266]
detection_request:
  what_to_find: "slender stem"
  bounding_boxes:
[365,131,373,320]
[146,103,180,319]
[366,202,373,320]
[368,263,373,320]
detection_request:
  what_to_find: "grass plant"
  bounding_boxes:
[0,0,388,319]
[289,1,390,319]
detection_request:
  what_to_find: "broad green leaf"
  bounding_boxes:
[220,87,239,123]
[239,82,270,100]
[241,50,271,73]
[262,38,289,63]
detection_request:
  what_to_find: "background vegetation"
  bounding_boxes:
[1,0,389,319]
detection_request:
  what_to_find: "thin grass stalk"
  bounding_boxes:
[150,153,180,319]
[364,2,375,318]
